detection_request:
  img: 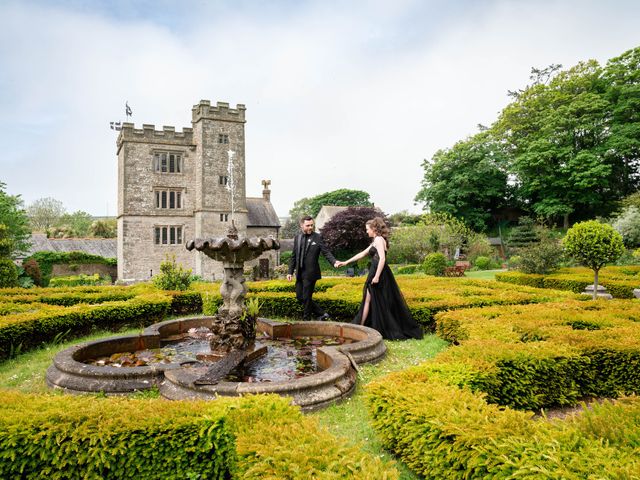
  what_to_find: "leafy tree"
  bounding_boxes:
[496,61,616,226]
[59,211,93,237]
[320,206,386,253]
[0,182,31,258]
[90,219,117,238]
[284,189,374,239]
[0,224,17,287]
[388,210,423,226]
[612,206,640,247]
[601,47,640,198]
[287,189,373,226]
[562,220,625,299]
[306,189,372,218]
[27,197,66,231]
[415,131,510,231]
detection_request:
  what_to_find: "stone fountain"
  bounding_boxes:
[45,150,387,410]
[184,221,280,383]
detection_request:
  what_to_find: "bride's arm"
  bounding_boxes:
[371,237,386,283]
[342,246,370,265]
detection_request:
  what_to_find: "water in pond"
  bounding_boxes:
[84,331,353,383]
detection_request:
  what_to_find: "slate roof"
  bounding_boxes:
[246,197,280,228]
[21,233,117,259]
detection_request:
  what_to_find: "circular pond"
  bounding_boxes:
[46,317,386,411]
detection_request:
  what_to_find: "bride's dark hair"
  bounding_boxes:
[366,217,390,243]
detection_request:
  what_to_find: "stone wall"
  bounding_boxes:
[51,263,117,281]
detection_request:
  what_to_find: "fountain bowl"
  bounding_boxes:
[46,317,386,411]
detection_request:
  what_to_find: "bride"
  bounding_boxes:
[336,217,423,340]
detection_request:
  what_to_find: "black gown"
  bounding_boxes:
[353,246,423,340]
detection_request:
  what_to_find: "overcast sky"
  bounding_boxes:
[1,0,638,219]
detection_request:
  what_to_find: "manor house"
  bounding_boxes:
[116,100,280,282]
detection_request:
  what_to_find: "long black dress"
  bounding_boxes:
[352,246,423,340]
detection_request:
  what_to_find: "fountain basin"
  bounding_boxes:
[46,317,386,410]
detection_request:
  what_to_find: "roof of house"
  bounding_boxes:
[246,197,281,228]
[21,233,117,259]
[315,205,349,230]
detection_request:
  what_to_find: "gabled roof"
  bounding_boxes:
[246,197,280,228]
[21,233,117,259]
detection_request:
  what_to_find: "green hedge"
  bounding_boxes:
[0,392,399,479]
[366,299,640,478]
[22,251,116,287]
[0,293,172,360]
[496,266,640,298]
[0,391,236,479]
[367,375,640,479]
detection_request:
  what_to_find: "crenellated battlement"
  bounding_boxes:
[117,123,194,149]
[192,100,246,124]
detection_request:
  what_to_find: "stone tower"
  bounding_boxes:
[116,100,279,282]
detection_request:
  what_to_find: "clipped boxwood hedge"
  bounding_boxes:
[0,277,579,359]
[366,299,640,478]
[0,284,208,360]
[0,392,398,479]
[0,390,236,479]
[497,265,640,298]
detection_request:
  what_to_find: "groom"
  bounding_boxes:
[287,216,338,320]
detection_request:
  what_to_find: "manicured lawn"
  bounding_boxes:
[464,268,505,280]
[313,336,448,480]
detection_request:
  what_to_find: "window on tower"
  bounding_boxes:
[154,225,183,245]
[218,134,229,144]
[153,151,183,173]
[154,189,183,209]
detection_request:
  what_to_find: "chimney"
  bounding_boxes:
[261,179,271,201]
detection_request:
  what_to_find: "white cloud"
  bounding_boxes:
[0,0,638,219]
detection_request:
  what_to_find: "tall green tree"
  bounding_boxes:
[0,182,31,258]
[495,60,615,226]
[601,47,640,197]
[415,131,510,231]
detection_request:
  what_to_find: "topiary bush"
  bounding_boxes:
[422,252,447,276]
[563,220,625,299]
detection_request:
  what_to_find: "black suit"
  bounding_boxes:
[288,231,337,319]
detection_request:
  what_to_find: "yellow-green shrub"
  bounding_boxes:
[367,299,640,478]
[0,391,235,479]
[0,392,399,479]
[497,266,640,298]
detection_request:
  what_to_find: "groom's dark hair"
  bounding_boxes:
[300,215,314,224]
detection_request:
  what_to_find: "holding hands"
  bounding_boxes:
[334,260,347,268]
